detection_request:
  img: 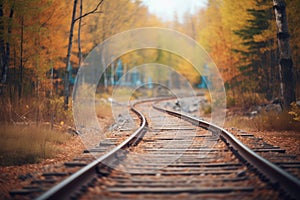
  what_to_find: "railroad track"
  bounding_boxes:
[10,98,300,199]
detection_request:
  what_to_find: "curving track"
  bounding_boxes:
[10,98,300,200]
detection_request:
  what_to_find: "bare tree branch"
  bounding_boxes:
[64,0,104,109]
[74,0,104,23]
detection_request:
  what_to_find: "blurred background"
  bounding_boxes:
[0,0,299,128]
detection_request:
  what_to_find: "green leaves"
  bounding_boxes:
[233,0,278,98]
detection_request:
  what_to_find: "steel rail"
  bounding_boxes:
[153,103,300,199]
[35,97,300,199]
[35,103,147,200]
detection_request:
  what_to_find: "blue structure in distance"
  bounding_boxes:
[110,59,142,87]
[110,59,211,89]
[116,59,123,82]
[197,64,210,89]
[147,77,153,89]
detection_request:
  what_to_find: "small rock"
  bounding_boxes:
[250,111,258,116]
[236,170,246,177]
[272,98,282,104]
[265,103,282,113]
[18,173,32,181]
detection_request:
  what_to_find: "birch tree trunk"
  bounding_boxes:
[273,0,296,108]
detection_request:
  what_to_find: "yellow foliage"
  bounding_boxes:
[196,0,243,83]
[289,102,300,122]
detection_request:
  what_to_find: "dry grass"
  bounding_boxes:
[227,92,268,109]
[95,102,113,119]
[0,96,73,126]
[226,111,300,132]
[0,125,72,166]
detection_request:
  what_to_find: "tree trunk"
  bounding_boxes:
[102,55,108,91]
[18,16,23,99]
[272,0,296,108]
[64,0,104,109]
[4,6,14,83]
[78,0,83,66]
[0,3,5,85]
[64,0,78,110]
[0,3,14,93]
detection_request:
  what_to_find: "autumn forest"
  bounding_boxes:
[0,0,300,126]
